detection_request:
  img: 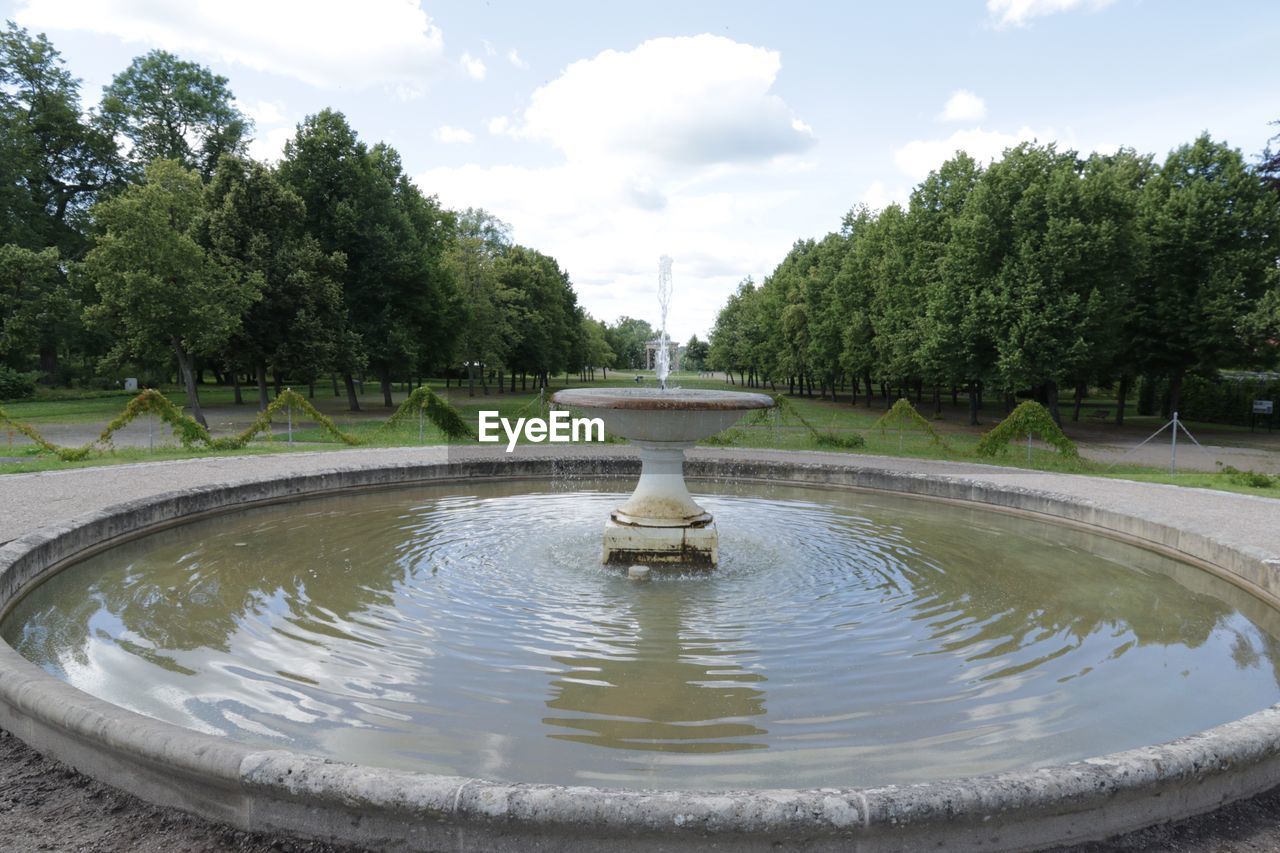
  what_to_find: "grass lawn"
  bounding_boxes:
[2,372,1279,500]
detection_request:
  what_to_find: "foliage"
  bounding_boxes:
[0,387,361,461]
[772,393,865,448]
[872,398,951,449]
[975,401,1080,460]
[217,389,360,448]
[1219,465,1277,489]
[0,367,37,400]
[380,386,473,440]
[80,159,258,427]
[100,50,250,178]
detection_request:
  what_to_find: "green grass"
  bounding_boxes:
[2,376,1279,501]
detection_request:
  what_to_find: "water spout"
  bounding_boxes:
[656,255,673,390]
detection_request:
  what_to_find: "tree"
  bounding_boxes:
[497,245,579,387]
[100,50,250,179]
[449,207,511,395]
[683,334,709,371]
[203,155,346,408]
[1135,134,1280,414]
[279,111,458,409]
[605,316,655,370]
[80,159,257,426]
[0,22,120,254]
[0,244,77,376]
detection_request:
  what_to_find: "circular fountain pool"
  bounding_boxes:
[6,478,1279,790]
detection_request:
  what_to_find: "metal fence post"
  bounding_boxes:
[1170,411,1178,475]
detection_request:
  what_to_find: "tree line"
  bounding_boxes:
[0,22,629,425]
[709,133,1280,424]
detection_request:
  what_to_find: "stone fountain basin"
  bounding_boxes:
[3,452,1280,852]
[550,387,774,443]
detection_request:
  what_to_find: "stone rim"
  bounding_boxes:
[1,452,1279,851]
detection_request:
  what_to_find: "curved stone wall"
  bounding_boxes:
[1,454,1279,852]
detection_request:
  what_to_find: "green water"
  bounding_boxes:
[5,480,1279,788]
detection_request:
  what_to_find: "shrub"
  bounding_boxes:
[976,401,1080,460]
[0,367,36,401]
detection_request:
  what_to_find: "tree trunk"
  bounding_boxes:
[1072,382,1086,422]
[933,384,942,417]
[256,362,269,411]
[951,385,958,406]
[864,372,873,408]
[331,374,339,397]
[467,362,476,397]
[1045,379,1062,425]
[171,339,208,428]
[379,366,393,408]
[232,371,243,405]
[343,372,361,412]
[497,368,504,394]
[480,365,489,395]
[272,367,283,398]
[1115,375,1130,427]
[967,381,980,426]
[38,344,58,385]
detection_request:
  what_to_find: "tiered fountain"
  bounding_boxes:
[553,256,772,566]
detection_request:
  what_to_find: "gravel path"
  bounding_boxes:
[3,446,1280,851]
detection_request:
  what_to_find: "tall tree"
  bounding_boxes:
[0,22,120,254]
[1135,134,1280,414]
[100,50,250,179]
[279,111,458,409]
[80,159,257,426]
[449,208,511,395]
[203,155,346,408]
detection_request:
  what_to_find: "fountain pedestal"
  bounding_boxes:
[549,388,774,569]
[604,440,717,566]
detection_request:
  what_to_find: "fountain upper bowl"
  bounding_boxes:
[551,387,773,443]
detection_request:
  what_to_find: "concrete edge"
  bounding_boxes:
[0,453,1277,851]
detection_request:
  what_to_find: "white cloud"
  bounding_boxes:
[435,125,474,144]
[15,0,445,90]
[894,126,1045,180]
[860,180,909,211]
[513,34,815,168]
[416,35,818,339]
[460,52,486,81]
[986,0,1118,28]
[507,48,528,70]
[938,89,987,122]
[247,126,294,163]
[481,39,496,57]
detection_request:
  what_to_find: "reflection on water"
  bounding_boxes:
[4,480,1280,788]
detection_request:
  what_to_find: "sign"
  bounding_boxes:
[124,377,138,391]
[1254,400,1274,415]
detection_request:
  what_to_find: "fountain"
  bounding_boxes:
[552,256,772,566]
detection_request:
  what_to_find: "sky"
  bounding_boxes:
[4,0,1278,341]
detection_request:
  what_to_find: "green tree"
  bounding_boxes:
[605,316,656,370]
[80,159,256,426]
[0,22,120,254]
[1135,134,1280,414]
[449,207,511,395]
[279,110,458,409]
[0,244,78,375]
[203,155,346,408]
[101,50,250,179]
[683,334,709,371]
[581,315,615,379]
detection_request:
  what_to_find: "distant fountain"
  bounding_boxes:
[655,256,673,390]
[552,254,773,566]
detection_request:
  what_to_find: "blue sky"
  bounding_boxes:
[4,0,1277,339]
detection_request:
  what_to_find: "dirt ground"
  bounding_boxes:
[4,724,1280,853]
